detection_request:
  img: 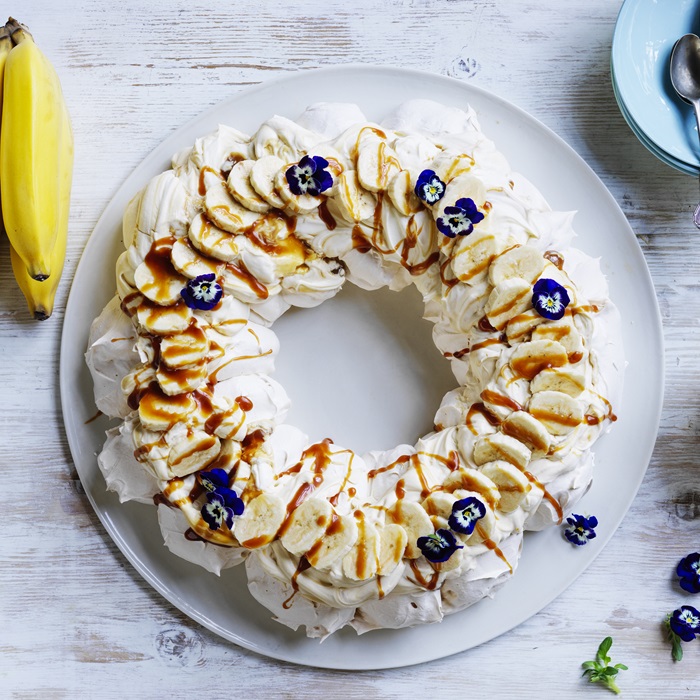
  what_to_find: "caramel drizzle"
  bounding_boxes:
[198,165,223,195]
[408,560,440,590]
[476,525,513,573]
[466,402,502,435]
[524,471,563,523]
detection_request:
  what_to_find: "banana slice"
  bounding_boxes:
[209,397,248,441]
[430,153,474,185]
[160,324,209,369]
[171,238,221,280]
[121,364,156,406]
[156,362,208,396]
[227,160,271,213]
[433,173,487,223]
[473,433,531,470]
[441,468,500,510]
[138,386,196,432]
[279,497,334,556]
[327,170,377,224]
[387,169,422,216]
[249,155,286,209]
[485,277,533,331]
[509,339,568,380]
[306,514,358,570]
[461,495,497,546]
[531,317,584,358]
[452,229,506,284]
[273,168,323,215]
[188,213,239,262]
[479,460,531,512]
[357,137,401,192]
[528,390,584,436]
[136,299,193,335]
[236,493,286,549]
[489,245,545,286]
[204,179,259,233]
[530,366,586,397]
[342,519,380,581]
[422,491,458,519]
[505,309,544,344]
[433,543,464,573]
[134,254,188,307]
[376,524,408,576]
[501,411,552,455]
[168,431,221,477]
[387,500,434,559]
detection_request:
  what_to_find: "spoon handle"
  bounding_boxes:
[692,102,700,229]
[694,200,700,229]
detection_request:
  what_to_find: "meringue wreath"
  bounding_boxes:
[87,100,623,638]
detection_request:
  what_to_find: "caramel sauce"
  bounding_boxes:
[354,510,369,580]
[120,291,143,318]
[246,214,305,259]
[480,389,523,412]
[240,534,271,549]
[198,165,223,195]
[529,407,581,428]
[376,141,400,189]
[439,256,459,290]
[489,286,530,318]
[416,449,460,473]
[511,353,567,381]
[140,236,184,304]
[241,429,265,462]
[574,304,600,314]
[157,364,207,393]
[277,482,316,539]
[137,385,194,429]
[410,454,432,499]
[568,351,584,364]
[282,557,313,609]
[367,453,411,479]
[225,260,269,299]
[395,479,406,499]
[447,337,503,359]
[584,414,601,426]
[153,492,176,508]
[209,348,273,384]
[478,530,513,573]
[350,126,387,160]
[478,316,497,333]
[502,418,549,452]
[524,471,563,523]
[318,200,337,230]
[84,409,103,424]
[408,560,440,590]
[305,514,344,567]
[169,434,218,468]
[351,225,373,253]
[543,250,564,270]
[236,395,254,411]
[466,402,502,435]
[110,336,134,343]
[160,324,208,367]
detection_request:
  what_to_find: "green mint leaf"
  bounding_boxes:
[581,661,598,671]
[598,636,613,660]
[582,637,627,694]
[614,664,629,671]
[603,667,619,677]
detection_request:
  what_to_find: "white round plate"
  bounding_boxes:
[60,65,663,670]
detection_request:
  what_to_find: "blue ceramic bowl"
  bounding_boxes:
[612,0,700,174]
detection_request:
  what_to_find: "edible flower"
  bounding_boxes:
[417,528,463,563]
[198,468,244,531]
[564,513,598,546]
[436,197,485,238]
[532,278,570,320]
[666,605,700,661]
[415,169,446,204]
[285,155,333,196]
[181,273,223,311]
[448,496,486,536]
[677,552,700,594]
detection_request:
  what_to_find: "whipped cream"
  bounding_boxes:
[87,99,624,639]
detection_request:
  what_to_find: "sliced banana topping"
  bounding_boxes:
[473,433,532,470]
[387,169,422,216]
[505,309,544,344]
[160,324,209,369]
[430,153,474,185]
[273,167,323,215]
[138,386,196,432]
[422,491,458,519]
[509,339,568,380]
[227,160,272,213]
[357,136,401,192]
[171,238,221,280]
[305,514,358,570]
[441,467,500,510]
[451,229,506,284]
[188,213,239,262]
[528,390,584,436]
[204,179,259,233]
[387,500,434,559]
[136,299,193,335]
[530,366,586,397]
[208,396,248,441]
[156,362,208,396]
[168,431,221,477]
[489,245,545,286]
[464,497,497,546]
[485,277,533,331]
[434,173,487,222]
[376,524,408,576]
[479,460,531,512]
[531,317,584,358]
[279,497,333,556]
[121,363,156,405]
[236,493,286,549]
[326,170,376,223]
[134,255,188,307]
[249,155,286,209]
[342,518,380,581]
[501,411,552,455]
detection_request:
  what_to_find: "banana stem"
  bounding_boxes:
[5,17,33,45]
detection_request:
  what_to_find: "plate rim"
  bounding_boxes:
[59,63,665,670]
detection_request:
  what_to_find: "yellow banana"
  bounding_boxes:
[0,25,11,122]
[1,18,66,280]
[10,103,73,320]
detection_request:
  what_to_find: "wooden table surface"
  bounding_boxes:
[2,0,699,697]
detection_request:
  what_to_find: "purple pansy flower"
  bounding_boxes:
[417,528,464,563]
[436,197,485,238]
[199,468,229,493]
[564,513,598,546]
[201,489,245,531]
[181,273,223,311]
[285,155,333,196]
[677,552,700,594]
[448,496,486,536]
[415,169,446,204]
[532,278,570,320]
[670,605,700,642]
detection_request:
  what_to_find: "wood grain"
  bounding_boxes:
[1,0,699,697]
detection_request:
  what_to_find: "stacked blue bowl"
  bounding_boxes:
[612,0,700,175]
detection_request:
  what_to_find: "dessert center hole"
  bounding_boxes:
[273,282,458,453]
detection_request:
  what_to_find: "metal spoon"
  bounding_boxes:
[670,33,700,228]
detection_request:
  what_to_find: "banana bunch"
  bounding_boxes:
[0,17,73,320]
